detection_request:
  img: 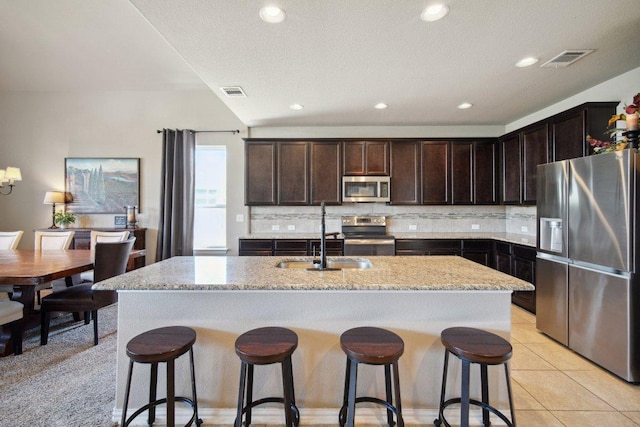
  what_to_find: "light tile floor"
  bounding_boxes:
[510,304,640,426]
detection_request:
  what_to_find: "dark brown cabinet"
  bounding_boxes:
[451,141,497,205]
[395,239,462,256]
[310,141,342,205]
[390,141,420,204]
[521,123,549,204]
[421,141,450,204]
[494,241,536,313]
[500,123,549,205]
[277,142,309,205]
[245,142,277,205]
[343,141,389,175]
[239,238,344,256]
[551,102,617,160]
[462,239,493,267]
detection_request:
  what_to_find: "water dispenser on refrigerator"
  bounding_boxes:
[539,217,563,253]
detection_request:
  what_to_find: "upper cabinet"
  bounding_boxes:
[245,140,341,206]
[451,140,498,205]
[551,102,618,161]
[390,141,421,204]
[499,102,616,205]
[500,123,549,205]
[310,141,342,205]
[245,141,277,205]
[343,141,389,175]
[421,141,450,204]
[277,142,309,205]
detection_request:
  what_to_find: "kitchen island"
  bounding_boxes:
[95,255,533,425]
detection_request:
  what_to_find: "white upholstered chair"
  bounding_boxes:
[79,230,130,283]
[0,230,24,250]
[0,297,24,355]
[34,231,75,303]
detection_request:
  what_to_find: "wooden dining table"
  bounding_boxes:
[0,249,94,356]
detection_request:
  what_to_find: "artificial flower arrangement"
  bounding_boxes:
[587,92,640,154]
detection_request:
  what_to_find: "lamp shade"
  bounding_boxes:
[43,191,66,204]
[0,170,6,183]
[5,167,21,181]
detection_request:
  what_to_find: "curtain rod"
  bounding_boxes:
[157,129,240,134]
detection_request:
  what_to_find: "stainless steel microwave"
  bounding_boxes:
[342,176,391,202]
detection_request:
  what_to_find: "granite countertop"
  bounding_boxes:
[240,232,536,247]
[93,255,534,292]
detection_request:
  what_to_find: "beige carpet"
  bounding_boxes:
[0,304,119,427]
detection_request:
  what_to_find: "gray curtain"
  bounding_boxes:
[156,129,195,261]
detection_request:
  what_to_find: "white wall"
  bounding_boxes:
[505,66,640,133]
[0,89,246,260]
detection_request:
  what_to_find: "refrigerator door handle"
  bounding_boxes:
[571,260,631,278]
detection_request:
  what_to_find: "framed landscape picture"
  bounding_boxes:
[65,158,140,214]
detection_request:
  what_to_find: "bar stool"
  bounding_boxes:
[234,326,300,427]
[339,326,404,427]
[120,326,202,427]
[434,327,516,427]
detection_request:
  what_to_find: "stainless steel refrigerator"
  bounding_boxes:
[536,149,640,382]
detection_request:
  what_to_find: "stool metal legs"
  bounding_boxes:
[235,356,299,427]
[339,358,404,427]
[434,349,516,427]
[121,347,202,427]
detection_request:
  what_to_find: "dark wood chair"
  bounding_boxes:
[40,237,135,346]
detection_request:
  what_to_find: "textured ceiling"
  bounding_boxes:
[1,0,639,128]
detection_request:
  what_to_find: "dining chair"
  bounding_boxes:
[0,230,24,250]
[40,237,135,346]
[79,230,130,283]
[0,296,24,355]
[34,230,75,304]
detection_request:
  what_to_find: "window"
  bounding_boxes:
[194,146,226,249]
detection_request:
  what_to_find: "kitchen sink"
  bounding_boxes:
[276,258,372,270]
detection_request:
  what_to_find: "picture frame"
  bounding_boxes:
[114,215,127,228]
[65,158,140,214]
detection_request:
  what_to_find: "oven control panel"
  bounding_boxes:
[341,216,387,226]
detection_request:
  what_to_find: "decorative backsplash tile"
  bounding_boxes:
[250,204,536,236]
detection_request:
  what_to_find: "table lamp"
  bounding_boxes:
[43,191,66,229]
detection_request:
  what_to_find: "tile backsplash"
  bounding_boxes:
[250,204,536,236]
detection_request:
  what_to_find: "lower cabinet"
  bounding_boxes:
[494,241,536,313]
[461,240,493,268]
[395,239,461,256]
[239,239,344,256]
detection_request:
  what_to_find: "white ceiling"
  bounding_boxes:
[1,0,639,128]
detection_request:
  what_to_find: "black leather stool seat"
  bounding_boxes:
[234,326,300,427]
[339,326,405,427]
[121,326,202,427]
[435,327,516,427]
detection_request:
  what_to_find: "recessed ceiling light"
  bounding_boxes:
[374,103,388,110]
[259,6,286,23]
[457,102,473,110]
[421,3,449,22]
[289,104,304,110]
[515,57,539,68]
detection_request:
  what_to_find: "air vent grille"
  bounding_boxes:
[541,50,594,68]
[220,86,247,97]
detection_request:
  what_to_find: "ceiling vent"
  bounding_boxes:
[220,86,247,97]
[541,50,594,68]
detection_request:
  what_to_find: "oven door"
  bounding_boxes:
[343,238,395,256]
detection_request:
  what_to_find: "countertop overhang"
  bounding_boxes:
[93,255,534,292]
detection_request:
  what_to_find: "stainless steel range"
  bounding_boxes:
[341,215,395,256]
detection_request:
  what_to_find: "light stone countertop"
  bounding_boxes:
[93,255,534,292]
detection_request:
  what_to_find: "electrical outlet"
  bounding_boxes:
[271,225,280,231]
[471,224,480,230]
[287,225,296,231]
[521,226,528,233]
[409,224,417,231]
[236,214,244,222]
